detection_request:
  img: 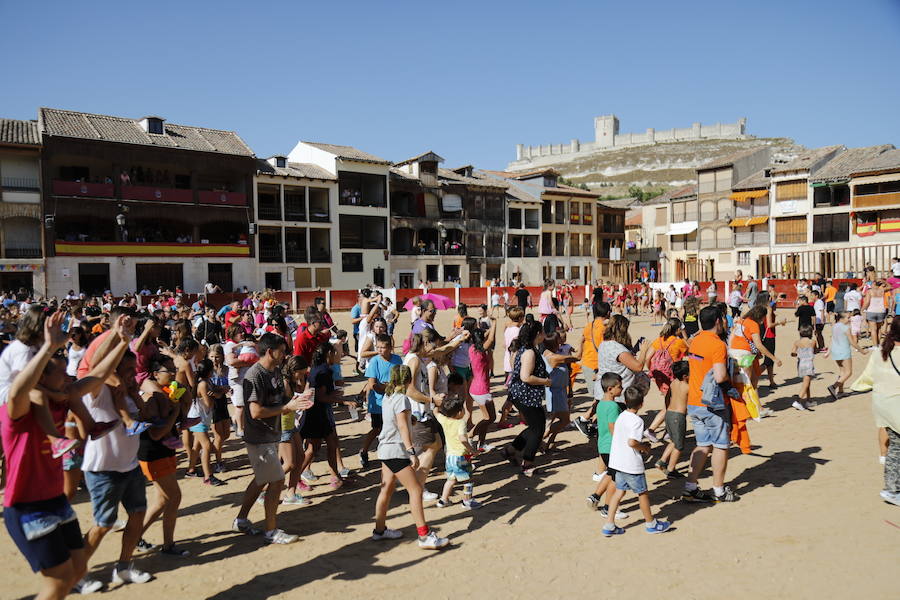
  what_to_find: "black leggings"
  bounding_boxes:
[730,305,741,318]
[511,403,546,463]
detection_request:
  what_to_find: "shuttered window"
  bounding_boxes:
[775,216,807,244]
[656,206,667,226]
[715,169,732,192]
[812,214,850,243]
[698,172,715,194]
[776,180,807,201]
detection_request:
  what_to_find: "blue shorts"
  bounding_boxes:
[4,494,85,572]
[615,471,648,494]
[688,404,731,450]
[189,423,210,433]
[445,455,473,481]
[84,467,147,528]
[280,428,299,443]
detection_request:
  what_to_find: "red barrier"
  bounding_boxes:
[273,291,294,310]
[296,291,321,309]
[330,289,358,310]
[459,287,487,305]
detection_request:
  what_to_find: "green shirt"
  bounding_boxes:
[596,400,621,454]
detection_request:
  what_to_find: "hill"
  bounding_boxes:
[509,137,801,198]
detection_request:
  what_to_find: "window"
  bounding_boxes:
[426,264,439,282]
[147,118,164,135]
[582,234,592,256]
[135,263,182,293]
[814,184,850,207]
[717,198,731,220]
[655,233,667,249]
[571,266,580,280]
[523,235,538,257]
[308,188,330,222]
[855,180,900,196]
[508,235,522,257]
[569,233,579,256]
[284,186,306,221]
[485,194,504,222]
[570,205,580,224]
[542,232,553,256]
[391,191,418,217]
[264,272,282,290]
[775,216,807,244]
[555,266,565,280]
[655,206,667,226]
[78,262,109,296]
[715,227,732,249]
[294,268,312,288]
[582,203,593,225]
[542,200,553,223]
[812,213,850,243]
[485,233,503,258]
[776,180,807,201]
[508,207,522,229]
[601,238,612,259]
[309,228,330,262]
[554,201,566,224]
[555,233,565,257]
[257,184,281,220]
[700,228,715,249]
[524,209,539,229]
[258,227,282,262]
[339,215,387,249]
[715,169,731,192]
[208,263,232,292]
[700,200,716,221]
[315,268,331,288]
[284,228,307,262]
[698,172,715,194]
[339,172,386,207]
[341,252,363,272]
[672,202,686,222]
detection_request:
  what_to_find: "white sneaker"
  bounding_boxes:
[300,469,318,483]
[592,472,604,482]
[417,530,450,549]
[880,490,900,506]
[371,527,403,541]
[232,518,261,535]
[462,498,482,509]
[281,493,311,506]
[643,429,659,444]
[111,563,152,585]
[74,577,103,594]
[791,401,807,411]
[112,519,127,532]
[264,529,299,544]
[422,490,439,501]
[478,443,494,452]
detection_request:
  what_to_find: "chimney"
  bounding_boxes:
[269,156,288,168]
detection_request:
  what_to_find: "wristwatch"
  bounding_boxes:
[406,447,417,456]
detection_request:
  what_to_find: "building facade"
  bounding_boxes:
[39,108,257,297]
[253,157,338,290]
[0,119,44,294]
[288,141,391,289]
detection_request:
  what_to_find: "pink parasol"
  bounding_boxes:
[404,293,456,311]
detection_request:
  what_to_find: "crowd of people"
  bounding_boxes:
[0,267,897,599]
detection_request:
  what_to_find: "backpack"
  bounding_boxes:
[649,338,675,382]
[700,359,739,412]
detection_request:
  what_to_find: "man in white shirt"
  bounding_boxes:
[80,354,152,587]
[844,283,863,313]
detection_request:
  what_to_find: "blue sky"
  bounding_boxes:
[2,0,899,170]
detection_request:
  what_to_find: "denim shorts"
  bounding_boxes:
[445,455,473,481]
[688,404,731,450]
[280,428,299,443]
[84,467,147,528]
[4,494,84,572]
[614,471,648,494]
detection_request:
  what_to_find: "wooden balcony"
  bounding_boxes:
[198,190,247,206]
[55,241,250,257]
[52,180,114,198]
[121,185,193,203]
[853,191,900,209]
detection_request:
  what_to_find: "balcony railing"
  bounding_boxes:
[198,191,247,206]
[2,177,39,191]
[853,191,900,209]
[5,247,42,259]
[54,240,249,257]
[52,180,114,198]
[121,185,193,203]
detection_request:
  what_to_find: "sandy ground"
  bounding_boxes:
[1,307,897,600]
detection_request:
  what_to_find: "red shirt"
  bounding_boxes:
[77,329,112,379]
[293,327,324,363]
[223,310,240,327]
[1,402,66,506]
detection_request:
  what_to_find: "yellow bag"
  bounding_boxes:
[742,384,762,422]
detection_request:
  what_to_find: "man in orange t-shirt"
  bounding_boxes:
[683,306,737,503]
[573,301,610,437]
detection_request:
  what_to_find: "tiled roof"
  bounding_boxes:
[0,119,40,146]
[732,168,770,191]
[256,159,336,180]
[394,151,444,166]
[769,145,844,175]
[476,170,540,204]
[625,211,642,227]
[850,148,900,177]
[389,167,419,182]
[39,108,254,156]
[598,197,636,209]
[302,141,390,165]
[809,145,895,183]
[698,146,769,171]
[438,168,507,190]
[645,184,698,204]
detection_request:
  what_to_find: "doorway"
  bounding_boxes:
[208,263,233,292]
[78,263,110,295]
[397,271,415,289]
[0,272,33,293]
[135,263,183,293]
[373,267,385,288]
[264,272,282,290]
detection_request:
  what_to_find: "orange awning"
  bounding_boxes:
[745,216,769,226]
[729,217,749,227]
[730,189,768,202]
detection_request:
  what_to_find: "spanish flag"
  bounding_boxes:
[880,218,900,233]
[856,220,877,237]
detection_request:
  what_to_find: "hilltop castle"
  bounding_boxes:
[509,114,749,170]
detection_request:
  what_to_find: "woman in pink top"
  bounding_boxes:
[538,280,556,321]
[499,308,524,428]
[468,320,497,449]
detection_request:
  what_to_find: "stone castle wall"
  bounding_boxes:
[511,115,748,168]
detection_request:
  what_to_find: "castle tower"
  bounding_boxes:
[594,115,619,148]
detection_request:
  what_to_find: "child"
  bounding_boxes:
[185,359,225,485]
[435,394,481,509]
[360,334,403,469]
[655,361,689,478]
[849,309,864,346]
[586,372,626,518]
[468,323,497,450]
[476,304,492,331]
[791,324,817,410]
[826,312,867,400]
[602,386,672,537]
[453,304,468,329]
[541,331,580,451]
[498,307,524,428]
